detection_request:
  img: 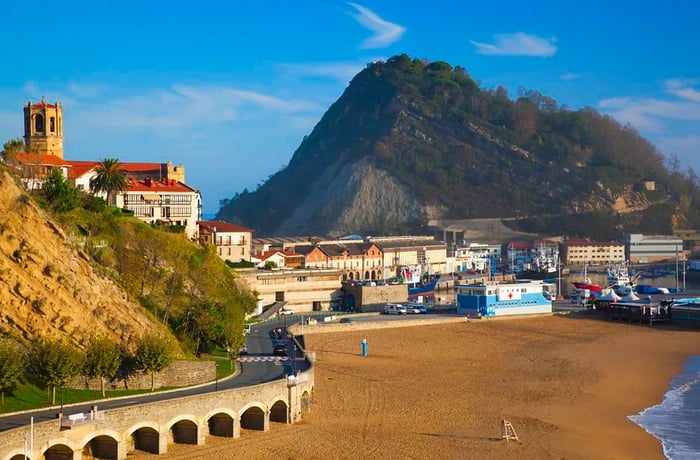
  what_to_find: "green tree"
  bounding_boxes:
[29,339,84,405]
[43,168,79,212]
[1,138,25,163]
[135,334,173,391]
[0,339,25,405]
[84,337,122,397]
[90,158,128,206]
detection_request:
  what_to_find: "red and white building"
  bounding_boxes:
[65,160,202,239]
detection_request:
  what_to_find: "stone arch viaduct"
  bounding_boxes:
[0,368,314,460]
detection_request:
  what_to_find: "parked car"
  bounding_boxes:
[405,305,422,314]
[244,324,252,335]
[407,302,428,314]
[279,308,294,316]
[239,344,248,355]
[339,317,355,323]
[384,303,407,315]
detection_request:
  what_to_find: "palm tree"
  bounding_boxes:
[90,158,128,206]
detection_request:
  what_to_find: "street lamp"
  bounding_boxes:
[60,385,64,414]
[215,362,219,391]
[293,341,297,376]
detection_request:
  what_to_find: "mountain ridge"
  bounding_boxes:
[218,54,699,237]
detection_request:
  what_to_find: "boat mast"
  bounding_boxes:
[557,256,562,299]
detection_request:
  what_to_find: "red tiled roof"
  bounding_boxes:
[126,177,195,193]
[63,160,98,178]
[508,241,532,250]
[198,220,253,233]
[119,162,162,173]
[29,101,58,109]
[64,161,166,178]
[13,152,70,166]
[258,250,285,261]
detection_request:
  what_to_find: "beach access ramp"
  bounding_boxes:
[258,301,288,321]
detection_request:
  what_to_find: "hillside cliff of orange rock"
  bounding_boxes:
[0,169,161,347]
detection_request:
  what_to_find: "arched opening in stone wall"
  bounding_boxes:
[83,435,118,460]
[43,443,73,460]
[301,390,312,413]
[34,114,44,133]
[364,271,370,280]
[208,412,234,437]
[241,406,265,430]
[355,271,360,280]
[171,419,199,444]
[342,273,348,281]
[131,427,160,454]
[9,455,32,460]
[348,272,354,280]
[269,400,288,423]
[371,271,377,280]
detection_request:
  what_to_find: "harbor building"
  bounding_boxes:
[625,234,684,263]
[561,239,626,265]
[456,280,553,317]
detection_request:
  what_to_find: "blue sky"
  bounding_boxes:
[1,1,699,214]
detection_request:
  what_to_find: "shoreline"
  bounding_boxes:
[132,314,700,459]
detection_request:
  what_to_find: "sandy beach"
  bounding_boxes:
[135,314,700,459]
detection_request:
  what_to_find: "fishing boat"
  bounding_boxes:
[571,265,602,293]
[607,262,641,295]
[399,265,441,298]
[515,241,559,280]
[606,262,640,287]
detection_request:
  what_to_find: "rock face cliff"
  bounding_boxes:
[218,54,679,237]
[0,170,161,347]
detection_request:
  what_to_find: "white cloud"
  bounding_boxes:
[665,79,700,103]
[65,84,325,133]
[470,32,557,57]
[561,73,579,81]
[280,58,385,84]
[348,2,405,49]
[599,79,700,132]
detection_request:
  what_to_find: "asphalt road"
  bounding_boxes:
[0,319,307,433]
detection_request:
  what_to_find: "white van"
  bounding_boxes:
[384,303,407,315]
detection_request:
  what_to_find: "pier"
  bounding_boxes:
[604,301,672,326]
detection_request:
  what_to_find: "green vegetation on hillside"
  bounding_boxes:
[217,54,700,237]
[51,204,256,357]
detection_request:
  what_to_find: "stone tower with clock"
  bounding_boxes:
[23,97,64,158]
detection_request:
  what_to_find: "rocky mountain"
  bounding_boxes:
[0,170,163,347]
[218,54,699,237]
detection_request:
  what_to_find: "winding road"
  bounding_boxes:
[0,318,308,433]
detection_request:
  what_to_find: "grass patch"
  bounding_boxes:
[0,357,230,414]
[216,360,236,379]
[0,383,167,414]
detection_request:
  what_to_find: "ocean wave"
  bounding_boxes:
[629,357,700,459]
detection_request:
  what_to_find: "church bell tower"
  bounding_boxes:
[24,97,64,159]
